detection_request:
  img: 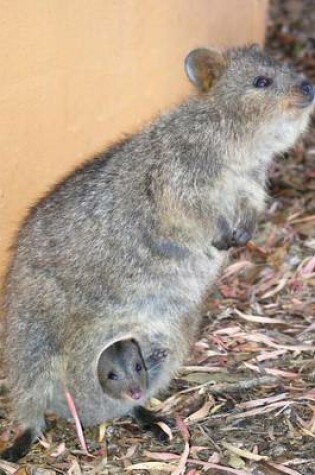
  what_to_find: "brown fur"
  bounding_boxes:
[2,45,314,459]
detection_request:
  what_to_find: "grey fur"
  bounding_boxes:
[3,45,314,442]
[97,339,147,401]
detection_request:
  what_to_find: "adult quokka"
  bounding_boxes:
[2,44,314,460]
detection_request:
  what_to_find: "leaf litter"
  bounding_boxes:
[1,0,315,473]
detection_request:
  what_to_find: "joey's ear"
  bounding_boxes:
[97,349,107,389]
[249,43,261,53]
[184,48,226,92]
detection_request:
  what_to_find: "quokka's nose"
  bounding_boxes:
[299,80,314,101]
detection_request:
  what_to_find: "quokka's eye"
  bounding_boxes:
[108,371,118,380]
[135,363,142,373]
[253,76,273,88]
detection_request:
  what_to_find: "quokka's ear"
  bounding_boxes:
[184,48,226,92]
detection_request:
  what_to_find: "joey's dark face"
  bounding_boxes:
[97,339,147,402]
[105,355,147,401]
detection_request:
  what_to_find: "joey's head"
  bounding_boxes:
[185,44,314,153]
[97,339,147,403]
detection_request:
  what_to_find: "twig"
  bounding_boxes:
[206,375,279,396]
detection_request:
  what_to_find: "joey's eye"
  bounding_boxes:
[135,363,142,373]
[108,371,118,380]
[253,76,272,88]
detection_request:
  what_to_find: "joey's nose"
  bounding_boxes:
[299,80,314,101]
[129,388,143,400]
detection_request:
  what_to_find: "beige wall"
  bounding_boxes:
[0,0,268,281]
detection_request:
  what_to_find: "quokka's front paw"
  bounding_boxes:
[212,235,233,250]
[212,215,234,250]
[212,215,254,250]
[231,227,252,247]
[133,406,171,443]
[213,227,252,249]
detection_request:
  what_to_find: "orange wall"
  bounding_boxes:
[0,0,268,281]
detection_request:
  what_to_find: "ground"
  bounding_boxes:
[1,1,315,474]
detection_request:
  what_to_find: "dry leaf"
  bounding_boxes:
[126,461,175,472]
[156,421,173,441]
[185,397,214,422]
[222,441,269,461]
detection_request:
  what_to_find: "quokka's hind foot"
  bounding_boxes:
[0,428,34,462]
[133,406,171,443]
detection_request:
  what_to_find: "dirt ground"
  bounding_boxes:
[1,0,315,474]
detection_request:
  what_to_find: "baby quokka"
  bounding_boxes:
[2,44,314,461]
